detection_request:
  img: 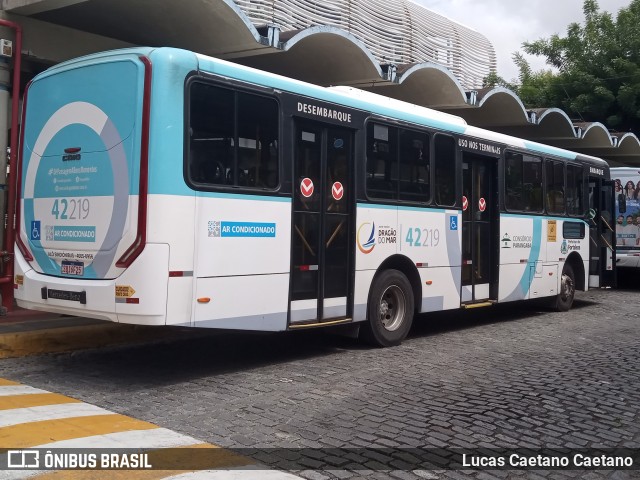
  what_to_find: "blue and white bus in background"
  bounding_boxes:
[14,47,616,346]
[612,167,640,271]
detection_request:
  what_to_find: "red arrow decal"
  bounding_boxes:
[332,181,344,200]
[300,177,314,198]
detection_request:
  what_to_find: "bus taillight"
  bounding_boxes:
[16,80,33,262]
[116,55,152,269]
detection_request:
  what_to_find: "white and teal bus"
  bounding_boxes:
[14,47,616,346]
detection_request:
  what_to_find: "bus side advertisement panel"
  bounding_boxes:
[354,205,462,313]
[194,195,291,277]
[353,205,398,318]
[192,194,291,329]
[397,207,462,311]
[498,215,543,302]
[613,171,640,248]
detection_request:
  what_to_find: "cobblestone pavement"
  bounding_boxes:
[1,282,639,480]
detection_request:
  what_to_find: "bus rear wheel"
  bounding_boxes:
[552,264,575,312]
[361,269,414,347]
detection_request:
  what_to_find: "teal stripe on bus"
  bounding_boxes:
[501,213,587,225]
[523,141,578,160]
[196,192,292,202]
[357,203,454,214]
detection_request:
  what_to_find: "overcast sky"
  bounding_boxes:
[415,0,632,81]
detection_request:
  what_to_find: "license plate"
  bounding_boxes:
[45,288,86,304]
[61,260,84,276]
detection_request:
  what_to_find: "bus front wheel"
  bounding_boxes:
[361,269,414,347]
[552,264,575,312]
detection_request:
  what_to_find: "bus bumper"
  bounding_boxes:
[13,244,170,326]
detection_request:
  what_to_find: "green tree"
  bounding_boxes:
[492,0,640,133]
[483,53,560,107]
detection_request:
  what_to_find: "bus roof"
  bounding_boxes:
[192,50,609,169]
[37,46,609,170]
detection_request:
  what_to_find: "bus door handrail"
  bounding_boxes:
[600,234,613,251]
[294,225,315,256]
[600,215,614,232]
[326,220,344,248]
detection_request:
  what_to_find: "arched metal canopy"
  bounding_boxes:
[4,0,640,166]
[363,63,468,109]
[237,26,385,87]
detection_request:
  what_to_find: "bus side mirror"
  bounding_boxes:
[618,193,626,213]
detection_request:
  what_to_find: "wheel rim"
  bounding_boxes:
[560,272,575,303]
[378,284,406,331]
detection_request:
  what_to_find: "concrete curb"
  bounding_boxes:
[0,314,187,358]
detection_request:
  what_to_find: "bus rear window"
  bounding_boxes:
[188,82,279,190]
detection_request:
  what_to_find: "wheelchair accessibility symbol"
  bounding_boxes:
[449,216,458,231]
[31,221,41,240]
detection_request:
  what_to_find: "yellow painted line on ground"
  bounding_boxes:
[0,324,120,358]
[0,379,291,477]
[0,414,158,448]
[0,393,81,411]
[0,323,182,359]
[0,378,20,386]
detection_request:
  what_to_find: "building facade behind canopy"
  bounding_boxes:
[235,0,496,88]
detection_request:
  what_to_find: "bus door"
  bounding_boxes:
[588,177,616,287]
[290,121,354,325]
[461,153,499,303]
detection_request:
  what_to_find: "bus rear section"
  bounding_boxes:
[611,167,640,270]
[13,50,165,324]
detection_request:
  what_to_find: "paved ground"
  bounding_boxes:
[0,378,303,479]
[0,280,639,480]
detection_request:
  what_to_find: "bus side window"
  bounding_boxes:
[257,139,279,188]
[434,134,456,206]
[399,129,430,203]
[190,140,229,184]
[366,123,398,200]
[566,164,585,216]
[188,82,279,190]
[188,83,234,186]
[547,189,564,213]
[505,152,523,210]
[545,159,565,215]
[505,151,542,212]
[523,155,543,212]
[237,94,279,189]
[189,142,207,182]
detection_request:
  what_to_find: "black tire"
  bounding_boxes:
[360,269,414,347]
[552,264,575,312]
